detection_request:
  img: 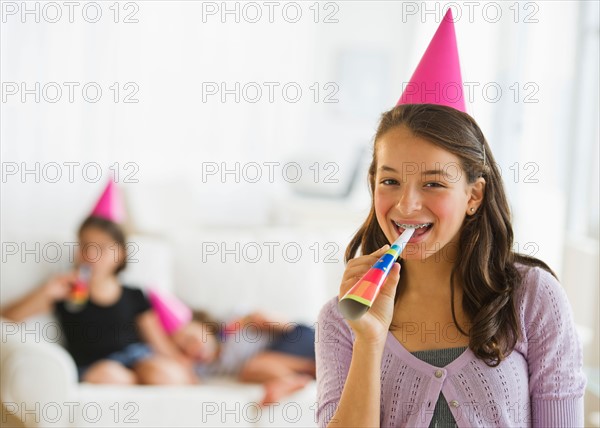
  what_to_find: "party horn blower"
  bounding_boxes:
[338,228,416,320]
[65,265,91,312]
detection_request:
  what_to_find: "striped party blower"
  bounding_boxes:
[338,228,415,320]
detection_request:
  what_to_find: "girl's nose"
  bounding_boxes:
[79,245,99,264]
[395,185,422,214]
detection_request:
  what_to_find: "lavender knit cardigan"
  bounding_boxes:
[316,263,586,427]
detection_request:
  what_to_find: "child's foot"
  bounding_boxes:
[260,374,313,406]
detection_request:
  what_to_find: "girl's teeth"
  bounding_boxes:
[394,221,432,229]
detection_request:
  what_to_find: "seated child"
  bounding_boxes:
[1,182,196,385]
[173,310,316,405]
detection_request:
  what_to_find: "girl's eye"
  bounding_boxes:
[425,182,444,188]
[380,179,399,185]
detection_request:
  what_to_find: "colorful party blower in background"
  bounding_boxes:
[65,264,92,313]
[148,288,192,335]
[338,228,415,320]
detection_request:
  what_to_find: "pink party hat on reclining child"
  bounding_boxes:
[90,179,126,223]
[396,8,466,112]
[148,288,192,335]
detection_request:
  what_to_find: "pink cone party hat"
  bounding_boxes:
[148,288,192,335]
[90,180,126,223]
[396,8,466,112]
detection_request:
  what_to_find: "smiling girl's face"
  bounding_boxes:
[374,125,484,261]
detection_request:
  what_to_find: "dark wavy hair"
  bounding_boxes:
[78,216,127,274]
[345,103,556,366]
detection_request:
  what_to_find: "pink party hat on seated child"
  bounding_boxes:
[90,179,126,223]
[148,288,192,335]
[396,8,466,112]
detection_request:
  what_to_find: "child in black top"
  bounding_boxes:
[2,216,196,385]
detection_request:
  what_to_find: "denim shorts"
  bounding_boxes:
[77,342,153,380]
[267,324,315,360]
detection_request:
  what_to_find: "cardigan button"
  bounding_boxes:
[434,369,443,378]
[450,400,460,408]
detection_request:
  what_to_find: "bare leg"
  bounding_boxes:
[260,374,313,406]
[134,356,198,385]
[238,352,315,405]
[82,360,137,385]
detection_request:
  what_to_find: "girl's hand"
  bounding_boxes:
[42,272,77,302]
[339,245,401,348]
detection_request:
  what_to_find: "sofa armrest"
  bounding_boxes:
[1,319,78,427]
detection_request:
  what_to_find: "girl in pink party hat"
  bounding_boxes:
[316,9,585,427]
[2,180,197,385]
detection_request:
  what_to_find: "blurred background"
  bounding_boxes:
[1,0,599,426]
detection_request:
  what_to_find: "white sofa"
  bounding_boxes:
[1,323,319,427]
[1,226,349,428]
